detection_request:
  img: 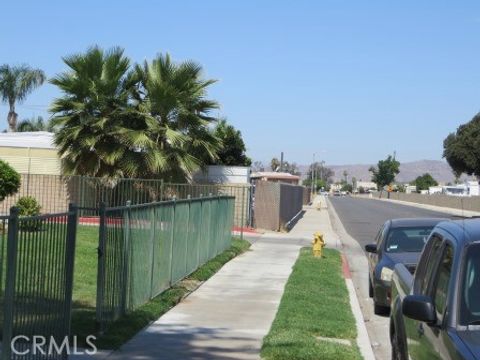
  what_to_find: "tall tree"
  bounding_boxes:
[50,46,146,178]
[133,53,221,181]
[304,162,334,185]
[369,155,400,192]
[412,173,438,192]
[50,47,221,181]
[282,161,300,175]
[270,158,280,171]
[0,64,45,132]
[251,161,265,172]
[443,113,480,178]
[210,119,251,166]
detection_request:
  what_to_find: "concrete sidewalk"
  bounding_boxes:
[287,195,341,249]
[100,210,326,359]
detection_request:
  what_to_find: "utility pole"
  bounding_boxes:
[311,153,315,195]
[319,160,325,184]
[280,152,284,172]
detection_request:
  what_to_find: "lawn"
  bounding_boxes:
[70,225,251,349]
[261,248,362,360]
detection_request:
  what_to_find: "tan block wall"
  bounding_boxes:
[380,192,480,212]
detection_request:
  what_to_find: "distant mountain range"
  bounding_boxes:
[299,160,470,184]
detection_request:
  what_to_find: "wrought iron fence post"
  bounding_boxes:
[160,179,164,201]
[2,207,19,360]
[240,187,245,240]
[96,202,107,333]
[121,200,131,314]
[63,203,78,347]
[149,205,156,299]
[169,197,176,285]
[198,194,203,266]
[185,195,191,275]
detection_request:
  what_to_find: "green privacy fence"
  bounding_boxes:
[96,196,235,330]
[1,205,78,360]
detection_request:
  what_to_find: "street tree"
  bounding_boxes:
[0,64,45,132]
[443,113,480,178]
[251,161,265,172]
[270,158,280,171]
[341,183,353,193]
[412,173,438,192]
[304,162,334,185]
[282,161,300,175]
[369,155,400,193]
[210,119,251,166]
[352,176,357,191]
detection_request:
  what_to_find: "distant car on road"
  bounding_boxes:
[365,218,446,315]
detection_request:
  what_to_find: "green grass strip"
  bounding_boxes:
[71,235,251,350]
[261,248,362,360]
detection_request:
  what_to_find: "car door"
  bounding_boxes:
[408,237,454,360]
[406,234,444,359]
[369,222,388,276]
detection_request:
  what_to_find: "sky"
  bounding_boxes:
[2,1,480,166]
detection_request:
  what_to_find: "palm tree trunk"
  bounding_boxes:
[7,102,17,132]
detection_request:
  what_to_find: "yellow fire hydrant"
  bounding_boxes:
[312,232,325,258]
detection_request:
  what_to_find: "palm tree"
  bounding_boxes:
[50,46,145,178]
[16,116,53,132]
[50,47,221,181]
[0,65,45,132]
[132,53,221,181]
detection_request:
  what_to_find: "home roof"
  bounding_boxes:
[251,172,300,180]
[0,132,55,149]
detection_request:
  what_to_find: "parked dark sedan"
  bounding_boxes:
[365,218,447,315]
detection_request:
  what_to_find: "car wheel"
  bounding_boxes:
[391,330,405,360]
[369,276,374,298]
[374,302,389,316]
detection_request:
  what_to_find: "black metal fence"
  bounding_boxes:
[0,175,251,227]
[1,205,78,360]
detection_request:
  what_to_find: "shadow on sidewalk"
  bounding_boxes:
[285,210,306,231]
[109,323,259,360]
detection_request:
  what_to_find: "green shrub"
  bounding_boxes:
[0,160,21,201]
[16,196,42,231]
[16,196,41,216]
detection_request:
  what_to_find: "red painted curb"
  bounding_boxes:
[341,254,352,279]
[232,226,258,234]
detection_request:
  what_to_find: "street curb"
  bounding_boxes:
[363,196,480,217]
[341,255,376,360]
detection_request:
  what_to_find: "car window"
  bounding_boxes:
[385,226,433,253]
[433,244,453,323]
[419,235,443,295]
[460,244,480,326]
[375,225,384,247]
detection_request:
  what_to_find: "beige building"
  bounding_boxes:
[0,132,61,175]
[251,172,300,185]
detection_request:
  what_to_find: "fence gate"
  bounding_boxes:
[1,205,78,360]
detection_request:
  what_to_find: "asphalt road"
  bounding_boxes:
[329,196,452,248]
[328,196,453,360]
